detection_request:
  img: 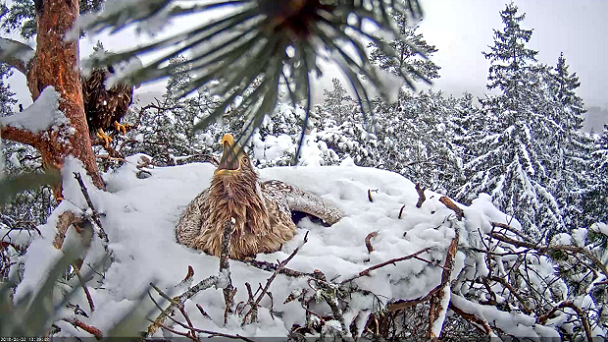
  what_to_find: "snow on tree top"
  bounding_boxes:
[0,87,68,133]
[11,157,595,338]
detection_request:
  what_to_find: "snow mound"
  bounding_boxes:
[13,158,560,338]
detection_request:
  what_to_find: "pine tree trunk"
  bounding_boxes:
[25,0,103,198]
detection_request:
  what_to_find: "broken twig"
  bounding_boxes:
[365,231,379,254]
[439,196,465,220]
[415,183,426,208]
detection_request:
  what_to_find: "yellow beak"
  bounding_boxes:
[216,134,240,174]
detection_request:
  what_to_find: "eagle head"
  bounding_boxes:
[211,133,260,204]
[215,134,255,178]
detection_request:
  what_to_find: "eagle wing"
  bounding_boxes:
[261,180,344,225]
[82,68,134,134]
[175,188,211,249]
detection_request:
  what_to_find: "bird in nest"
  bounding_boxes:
[81,50,141,149]
[176,133,344,260]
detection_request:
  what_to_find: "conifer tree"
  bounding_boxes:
[586,126,608,225]
[322,78,354,123]
[369,16,440,81]
[483,2,538,104]
[459,3,562,238]
[543,54,596,229]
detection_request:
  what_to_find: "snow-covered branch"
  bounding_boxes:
[0,38,34,75]
[0,87,68,147]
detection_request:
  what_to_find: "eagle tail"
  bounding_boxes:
[263,180,344,225]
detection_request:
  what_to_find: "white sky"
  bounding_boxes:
[7,0,608,109]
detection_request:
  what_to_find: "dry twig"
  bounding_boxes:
[63,318,103,340]
[74,265,95,313]
[398,204,406,219]
[365,231,379,254]
[439,196,464,220]
[415,183,426,208]
[243,259,314,278]
[341,248,432,284]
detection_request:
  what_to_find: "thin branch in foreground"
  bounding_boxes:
[341,248,432,284]
[196,303,211,319]
[243,259,314,278]
[220,218,236,325]
[537,301,593,342]
[63,318,103,340]
[448,302,494,336]
[154,320,198,342]
[73,172,109,247]
[242,231,309,325]
[74,265,95,313]
[146,275,220,336]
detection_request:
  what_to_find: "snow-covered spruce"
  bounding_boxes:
[9,156,607,340]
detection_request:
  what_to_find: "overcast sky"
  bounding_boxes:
[7,0,608,110]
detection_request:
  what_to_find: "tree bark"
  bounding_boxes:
[1,0,103,199]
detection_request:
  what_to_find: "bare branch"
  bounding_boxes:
[74,172,109,248]
[448,302,494,336]
[63,318,103,340]
[243,258,314,277]
[537,301,593,342]
[341,248,432,284]
[220,219,236,325]
[242,231,309,324]
[429,225,460,339]
[74,265,95,313]
[489,233,608,278]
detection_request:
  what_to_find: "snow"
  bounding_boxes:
[10,157,572,338]
[0,87,68,133]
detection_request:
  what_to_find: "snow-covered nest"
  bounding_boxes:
[7,156,603,339]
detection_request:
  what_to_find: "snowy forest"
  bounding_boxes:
[1,0,608,341]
